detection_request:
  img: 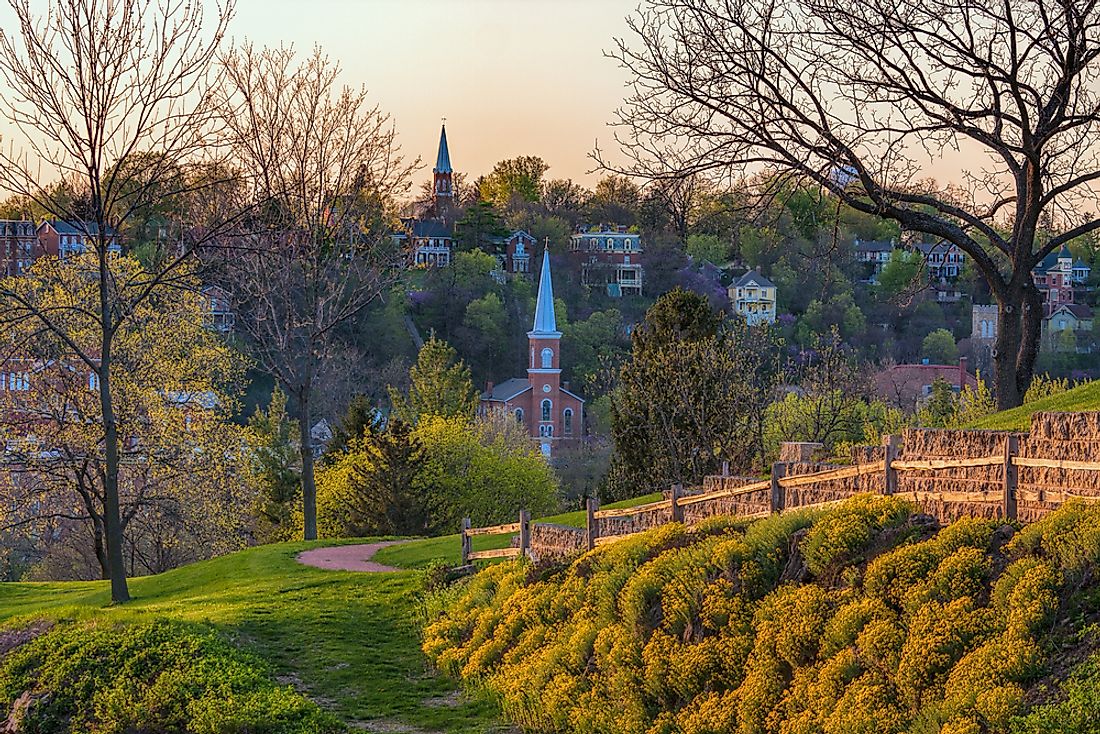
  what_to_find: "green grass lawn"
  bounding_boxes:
[374,492,663,569]
[0,539,503,733]
[964,379,1100,431]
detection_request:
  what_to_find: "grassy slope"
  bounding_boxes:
[964,380,1100,431]
[0,539,500,733]
[374,492,663,569]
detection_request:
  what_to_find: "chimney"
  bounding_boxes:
[562,381,570,392]
[958,357,967,390]
[486,381,494,395]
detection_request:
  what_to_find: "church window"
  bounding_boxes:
[541,399,551,422]
[541,348,553,368]
[514,408,524,423]
[563,409,573,436]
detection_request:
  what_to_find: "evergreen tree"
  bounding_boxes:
[248,387,301,543]
[326,394,378,460]
[346,420,427,536]
[389,336,478,424]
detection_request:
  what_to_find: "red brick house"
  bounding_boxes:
[36,220,120,260]
[570,225,643,296]
[0,220,37,276]
[873,358,979,411]
[479,249,584,457]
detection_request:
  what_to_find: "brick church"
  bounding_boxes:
[479,249,584,457]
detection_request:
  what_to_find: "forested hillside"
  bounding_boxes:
[425,497,1100,734]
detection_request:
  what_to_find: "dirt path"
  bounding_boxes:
[296,541,407,572]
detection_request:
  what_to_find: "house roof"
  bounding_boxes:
[409,219,451,238]
[530,248,560,336]
[854,239,894,253]
[435,124,452,173]
[44,220,117,237]
[1035,245,1075,272]
[508,229,534,241]
[1050,303,1094,319]
[734,269,775,288]
[481,378,531,402]
[1073,259,1091,270]
[912,240,955,255]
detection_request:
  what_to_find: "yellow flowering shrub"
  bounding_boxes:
[421,498,1100,734]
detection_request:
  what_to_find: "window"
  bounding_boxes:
[563,408,573,436]
[514,408,524,423]
[541,399,551,422]
[539,424,554,437]
[88,372,99,392]
[541,348,553,368]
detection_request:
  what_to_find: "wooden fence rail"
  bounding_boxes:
[460,433,1100,560]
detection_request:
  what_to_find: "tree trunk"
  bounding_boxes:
[993,283,1042,411]
[297,395,318,541]
[100,363,130,602]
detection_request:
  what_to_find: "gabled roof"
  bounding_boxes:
[508,229,534,241]
[912,240,955,254]
[435,124,452,173]
[530,248,560,336]
[480,378,531,402]
[42,220,118,237]
[734,269,775,288]
[1073,259,1091,270]
[1050,303,1094,319]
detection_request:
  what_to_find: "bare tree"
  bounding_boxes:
[602,0,1100,408]
[0,0,234,601]
[216,46,415,540]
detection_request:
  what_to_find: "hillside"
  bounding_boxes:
[424,496,1100,734]
[965,380,1100,430]
[0,540,501,733]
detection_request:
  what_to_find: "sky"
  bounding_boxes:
[231,0,638,186]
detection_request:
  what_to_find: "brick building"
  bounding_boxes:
[570,225,643,296]
[478,249,584,457]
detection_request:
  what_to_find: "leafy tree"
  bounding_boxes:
[561,309,629,392]
[1,255,249,579]
[922,329,959,364]
[588,175,641,225]
[878,250,925,298]
[540,178,590,219]
[610,292,780,497]
[249,388,302,543]
[685,233,729,264]
[389,336,478,424]
[479,156,549,209]
[455,201,509,253]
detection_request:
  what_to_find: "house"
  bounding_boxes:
[201,285,235,334]
[853,238,895,279]
[729,269,777,325]
[1044,303,1095,353]
[501,230,534,274]
[569,225,643,296]
[1072,259,1092,284]
[1032,246,1082,316]
[873,358,979,411]
[36,220,120,260]
[478,248,584,457]
[396,123,457,268]
[0,220,38,276]
[912,241,965,279]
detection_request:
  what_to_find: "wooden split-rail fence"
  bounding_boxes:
[460,433,1100,563]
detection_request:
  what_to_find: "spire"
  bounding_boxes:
[435,123,452,173]
[530,247,559,336]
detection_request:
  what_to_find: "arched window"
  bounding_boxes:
[539,424,554,437]
[514,408,524,423]
[541,348,553,369]
[563,408,573,436]
[541,399,551,422]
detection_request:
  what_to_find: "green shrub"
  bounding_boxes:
[0,619,342,734]
[1011,653,1100,733]
[800,495,911,578]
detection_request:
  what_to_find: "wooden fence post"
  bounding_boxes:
[770,462,786,513]
[671,484,684,523]
[460,517,471,565]
[1003,434,1019,521]
[519,509,531,558]
[883,434,899,496]
[586,498,600,550]
[721,461,730,477]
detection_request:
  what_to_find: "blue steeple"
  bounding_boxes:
[435,124,452,173]
[530,248,560,337]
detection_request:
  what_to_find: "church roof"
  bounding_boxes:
[435,124,451,173]
[530,248,560,336]
[480,378,531,402]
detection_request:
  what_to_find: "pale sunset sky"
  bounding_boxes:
[232,0,638,185]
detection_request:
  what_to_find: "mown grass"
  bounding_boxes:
[374,492,663,569]
[0,539,501,733]
[965,379,1100,431]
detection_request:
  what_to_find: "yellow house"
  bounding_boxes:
[729,270,777,325]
